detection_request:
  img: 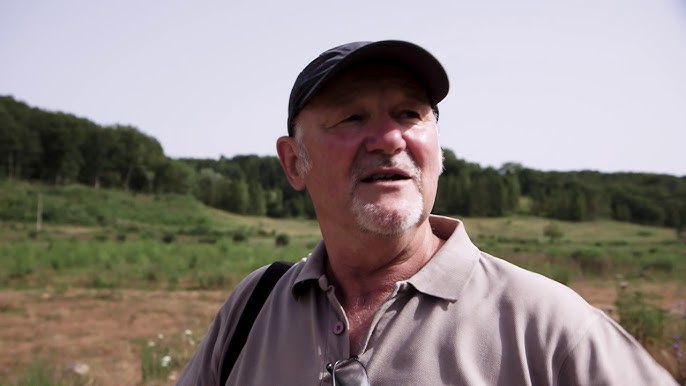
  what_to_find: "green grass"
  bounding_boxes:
[0,232,318,290]
[0,182,684,290]
[0,180,212,228]
[463,216,685,282]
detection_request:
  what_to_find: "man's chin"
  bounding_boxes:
[351,200,423,237]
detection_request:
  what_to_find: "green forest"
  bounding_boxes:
[1,95,685,230]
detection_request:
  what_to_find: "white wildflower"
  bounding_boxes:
[161,355,172,368]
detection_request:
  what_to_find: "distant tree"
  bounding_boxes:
[34,113,85,184]
[154,158,196,194]
[0,104,20,179]
[111,125,165,192]
[434,150,476,215]
[265,188,285,217]
[224,178,250,214]
[468,168,507,217]
[611,190,665,225]
[194,168,225,207]
[501,167,521,213]
[247,181,267,216]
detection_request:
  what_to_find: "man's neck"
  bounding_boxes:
[322,220,444,307]
[320,219,444,354]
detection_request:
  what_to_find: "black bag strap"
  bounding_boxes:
[219,261,293,385]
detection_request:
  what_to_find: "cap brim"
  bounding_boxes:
[297,40,449,115]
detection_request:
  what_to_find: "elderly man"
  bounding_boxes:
[178,41,676,385]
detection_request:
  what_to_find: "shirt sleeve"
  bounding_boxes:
[175,266,269,386]
[557,308,678,385]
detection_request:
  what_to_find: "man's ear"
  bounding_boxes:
[276,136,306,191]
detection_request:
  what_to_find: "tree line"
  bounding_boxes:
[1,95,684,229]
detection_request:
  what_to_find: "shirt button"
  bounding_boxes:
[333,321,345,335]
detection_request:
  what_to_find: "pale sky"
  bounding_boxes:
[1,0,685,176]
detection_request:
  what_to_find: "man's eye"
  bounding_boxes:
[399,110,421,120]
[340,114,363,123]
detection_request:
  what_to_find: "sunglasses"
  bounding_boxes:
[325,356,371,386]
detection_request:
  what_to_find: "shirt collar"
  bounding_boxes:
[292,240,328,297]
[291,215,482,302]
[405,215,481,302]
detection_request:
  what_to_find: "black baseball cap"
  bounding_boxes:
[287,40,450,136]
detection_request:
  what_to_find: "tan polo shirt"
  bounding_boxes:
[177,215,677,385]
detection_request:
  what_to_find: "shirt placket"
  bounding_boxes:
[319,275,350,384]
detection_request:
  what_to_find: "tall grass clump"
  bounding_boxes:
[641,256,675,273]
[569,248,609,276]
[3,359,86,386]
[542,222,564,243]
[141,329,198,383]
[616,289,665,346]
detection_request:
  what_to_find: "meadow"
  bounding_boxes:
[0,181,684,384]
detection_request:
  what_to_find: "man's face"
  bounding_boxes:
[289,64,443,236]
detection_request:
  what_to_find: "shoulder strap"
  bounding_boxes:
[219,261,293,385]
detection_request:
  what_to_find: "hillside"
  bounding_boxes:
[2,95,685,229]
[1,181,683,290]
[0,181,321,290]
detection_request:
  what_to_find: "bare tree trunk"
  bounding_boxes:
[124,165,132,192]
[7,152,13,181]
[36,193,43,231]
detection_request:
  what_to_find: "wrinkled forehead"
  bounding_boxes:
[305,63,431,109]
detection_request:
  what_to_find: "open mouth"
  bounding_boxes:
[361,172,411,183]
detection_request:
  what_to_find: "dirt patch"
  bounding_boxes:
[571,279,686,317]
[0,289,227,386]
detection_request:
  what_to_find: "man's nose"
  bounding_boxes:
[363,116,407,155]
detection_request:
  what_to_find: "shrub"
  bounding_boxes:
[275,233,290,247]
[183,224,211,236]
[570,248,601,259]
[549,268,572,285]
[93,232,109,242]
[232,232,247,242]
[570,248,609,276]
[198,235,217,244]
[258,228,274,236]
[616,290,665,346]
[162,233,176,244]
[543,223,563,243]
[641,257,674,273]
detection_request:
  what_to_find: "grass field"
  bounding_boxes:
[0,181,684,384]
